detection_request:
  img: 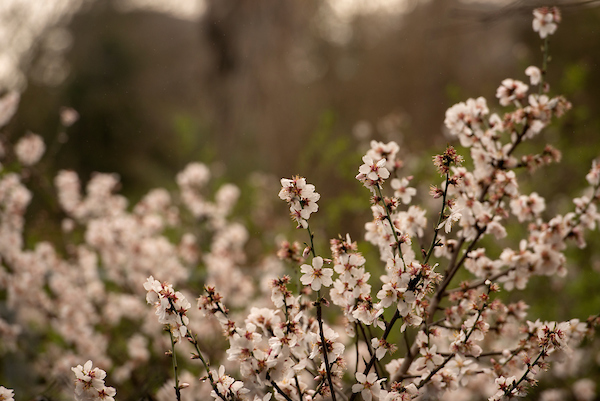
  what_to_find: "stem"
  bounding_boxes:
[354,323,360,372]
[294,375,303,400]
[367,325,387,377]
[424,172,451,264]
[349,311,400,401]
[169,331,182,401]
[350,170,455,394]
[447,267,515,295]
[504,346,547,397]
[167,299,226,401]
[357,323,383,379]
[314,373,349,401]
[188,334,227,401]
[506,122,531,159]
[416,290,489,389]
[416,353,454,389]
[539,36,550,95]
[403,328,412,357]
[393,227,485,382]
[376,184,405,266]
[316,289,337,401]
[268,376,294,401]
[305,223,336,401]
[436,228,485,299]
[306,223,317,258]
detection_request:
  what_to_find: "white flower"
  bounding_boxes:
[496,79,528,107]
[143,276,190,341]
[371,338,396,360]
[0,386,15,401]
[359,155,390,182]
[366,140,400,172]
[391,177,416,204]
[586,160,600,187]
[525,66,542,85]
[573,378,596,401]
[352,372,385,401]
[300,256,333,291]
[72,360,116,401]
[0,91,19,128]
[177,162,210,188]
[533,8,559,39]
[72,360,106,391]
[510,192,546,222]
[334,252,366,275]
[491,375,517,400]
[308,327,345,360]
[438,207,462,234]
[15,132,45,166]
[356,155,390,192]
[279,176,320,228]
[414,345,444,371]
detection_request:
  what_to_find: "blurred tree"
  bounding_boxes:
[5,0,600,235]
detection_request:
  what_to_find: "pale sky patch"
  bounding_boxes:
[113,0,207,21]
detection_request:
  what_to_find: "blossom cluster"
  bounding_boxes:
[0,91,255,398]
[72,360,116,401]
[533,7,561,39]
[144,276,191,341]
[278,176,320,228]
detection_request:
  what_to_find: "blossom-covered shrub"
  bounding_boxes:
[0,6,598,401]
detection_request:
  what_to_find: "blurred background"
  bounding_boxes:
[3,0,599,256]
[2,0,600,399]
[1,0,597,192]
